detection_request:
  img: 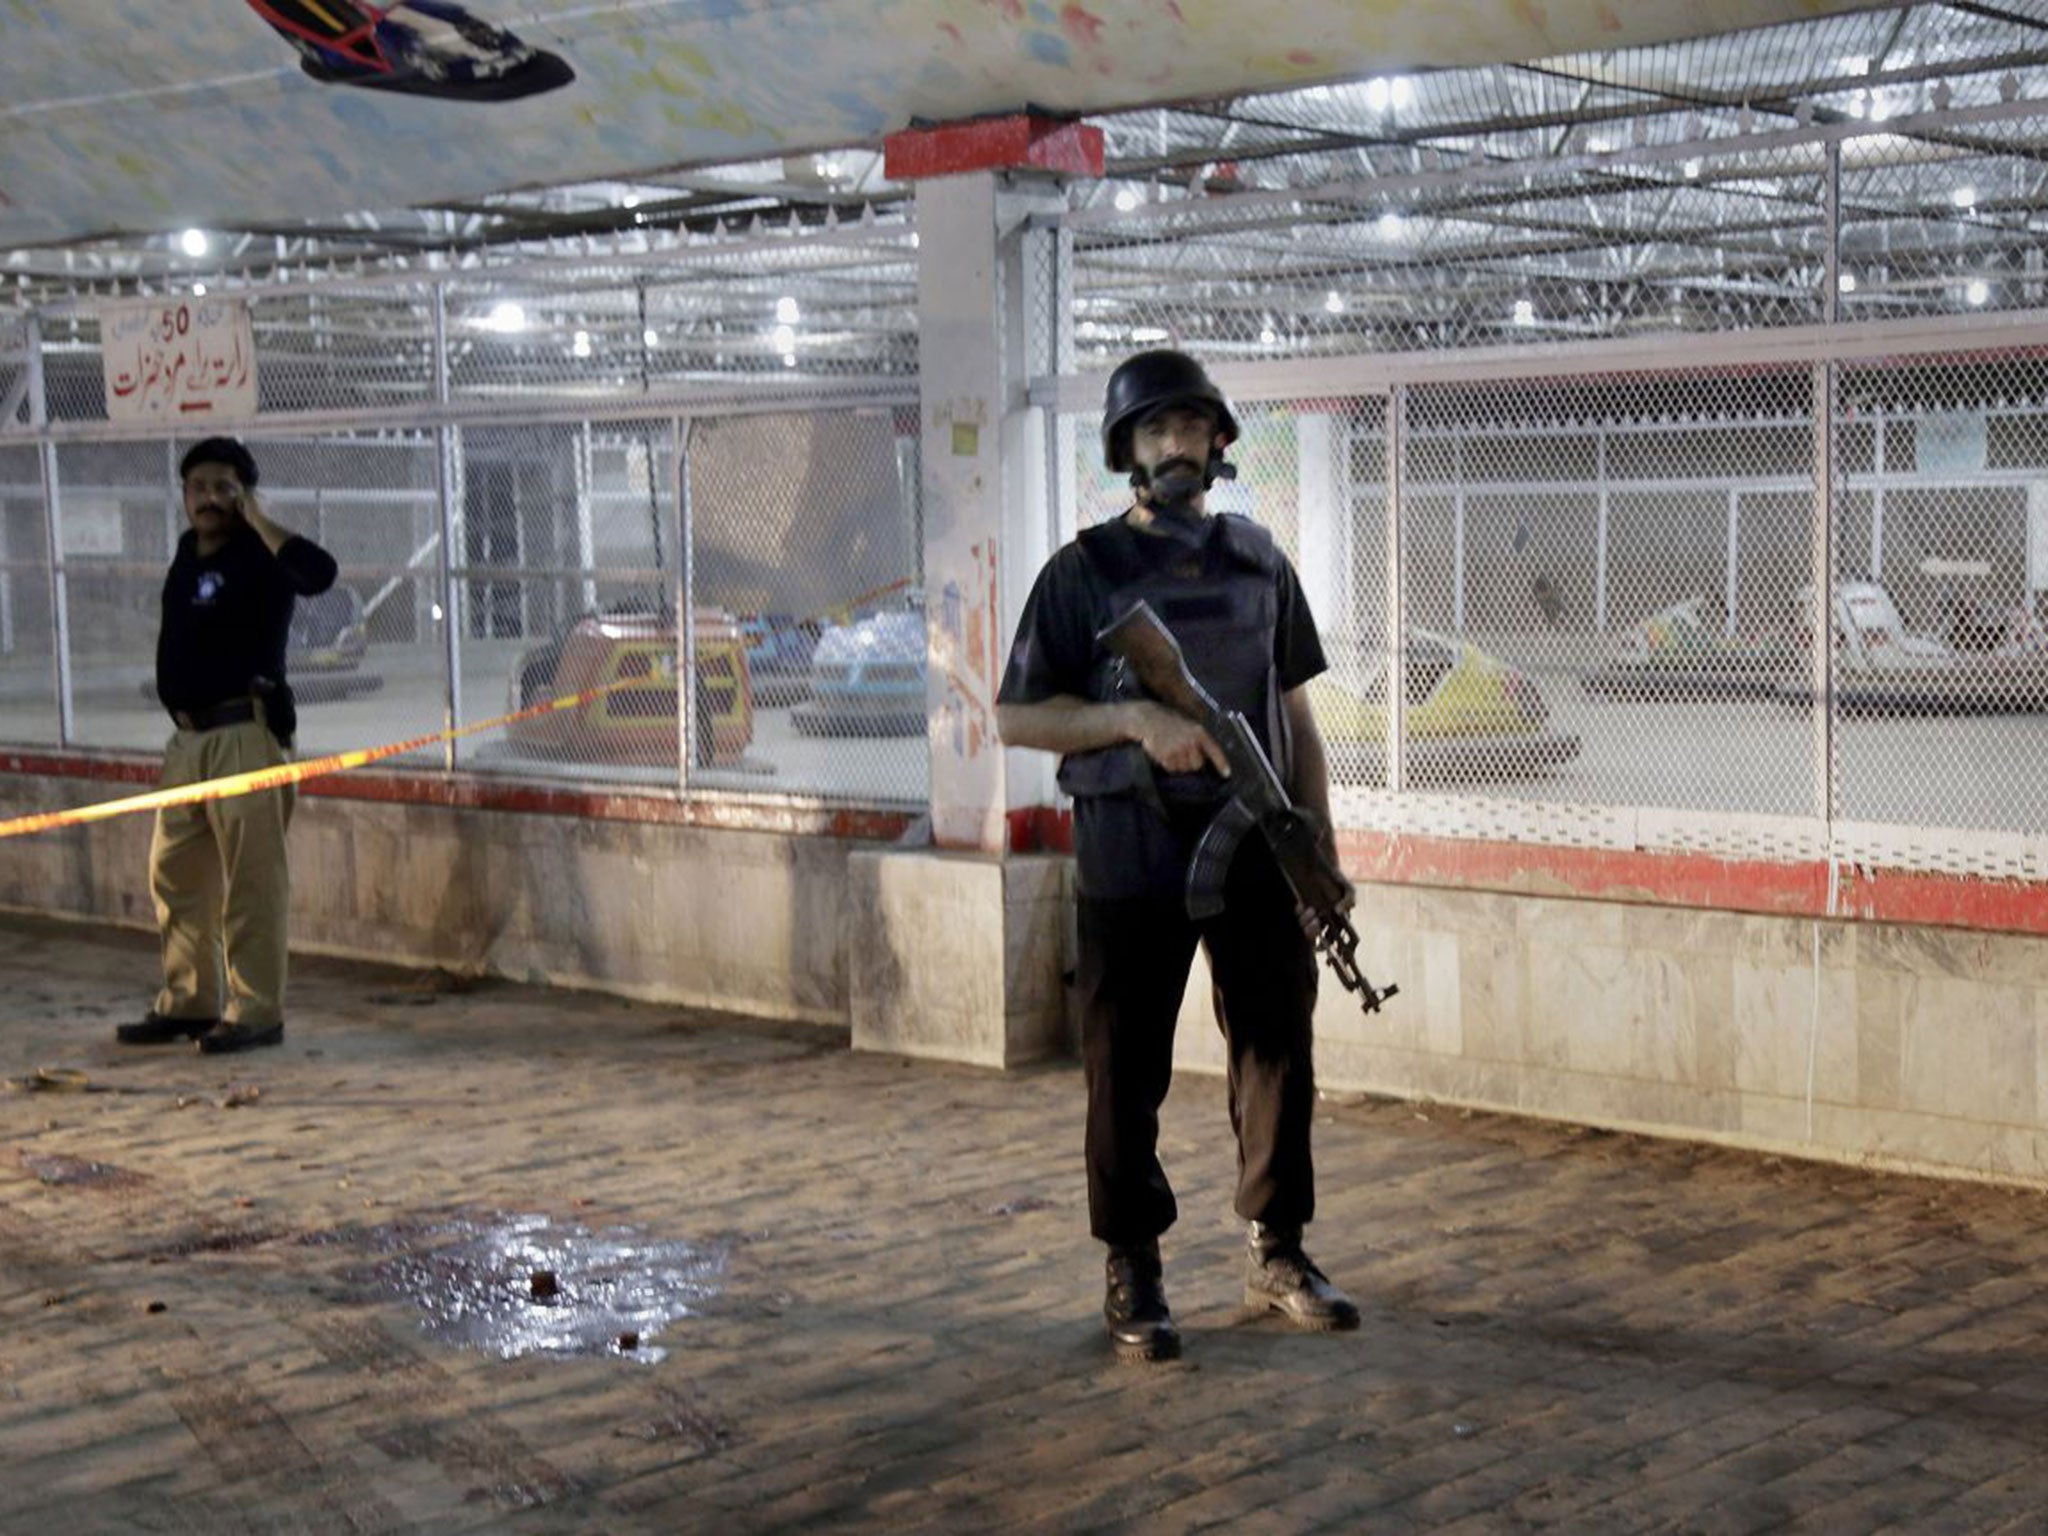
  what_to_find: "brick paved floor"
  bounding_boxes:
[7,913,2048,1534]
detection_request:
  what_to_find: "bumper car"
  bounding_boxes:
[505,609,752,766]
[287,583,382,701]
[1583,596,1796,700]
[1311,630,1579,784]
[737,612,823,708]
[791,609,926,737]
[1773,581,2048,714]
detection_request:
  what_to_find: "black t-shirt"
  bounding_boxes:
[156,523,339,715]
[997,511,1327,899]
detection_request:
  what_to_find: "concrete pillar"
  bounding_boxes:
[916,169,1066,853]
[851,123,1095,1065]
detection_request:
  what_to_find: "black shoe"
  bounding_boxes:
[1105,1239,1181,1363]
[196,1021,285,1055]
[116,1012,219,1046]
[1244,1222,1360,1332]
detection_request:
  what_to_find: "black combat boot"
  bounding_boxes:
[1244,1221,1360,1331]
[1104,1239,1181,1363]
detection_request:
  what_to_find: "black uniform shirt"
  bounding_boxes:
[156,523,339,715]
[998,511,1327,899]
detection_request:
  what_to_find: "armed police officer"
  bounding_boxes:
[117,437,337,1055]
[996,350,1359,1363]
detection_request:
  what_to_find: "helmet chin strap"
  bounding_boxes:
[1132,454,1236,548]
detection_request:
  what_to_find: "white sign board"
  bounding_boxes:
[58,497,123,557]
[99,297,257,422]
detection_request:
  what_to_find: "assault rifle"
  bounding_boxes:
[1099,600,1398,1015]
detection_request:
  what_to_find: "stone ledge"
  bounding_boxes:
[847,847,1071,1068]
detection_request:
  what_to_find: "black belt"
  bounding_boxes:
[171,698,259,732]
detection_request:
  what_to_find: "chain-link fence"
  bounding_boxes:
[1059,343,2048,872]
[1034,7,2048,877]
[11,0,2048,865]
[1830,356,2048,846]
[0,223,928,810]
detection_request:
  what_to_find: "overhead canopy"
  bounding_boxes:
[0,0,1883,248]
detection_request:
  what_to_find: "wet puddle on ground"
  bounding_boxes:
[329,1212,726,1364]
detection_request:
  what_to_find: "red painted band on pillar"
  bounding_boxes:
[883,113,1105,180]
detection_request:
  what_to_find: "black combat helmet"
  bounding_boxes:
[1100,349,1240,475]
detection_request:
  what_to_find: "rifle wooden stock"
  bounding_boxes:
[1099,600,1398,1015]
[1098,604,1220,724]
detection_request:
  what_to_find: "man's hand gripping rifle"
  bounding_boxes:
[1099,601,1398,1015]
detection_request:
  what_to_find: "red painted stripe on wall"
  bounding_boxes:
[7,754,2044,938]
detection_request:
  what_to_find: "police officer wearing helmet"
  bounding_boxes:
[996,349,1359,1363]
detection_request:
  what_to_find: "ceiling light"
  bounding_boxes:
[1512,299,1536,327]
[1259,326,1278,347]
[775,296,800,324]
[1837,272,1857,293]
[1364,76,1414,114]
[1114,188,1141,212]
[484,301,526,333]
[1323,290,1345,314]
[1131,326,1170,342]
[1966,279,1990,306]
[772,323,796,352]
[178,228,209,258]
[622,193,642,210]
[1683,159,1703,180]
[1376,212,1405,239]
[782,353,797,368]
[643,327,659,348]
[192,283,208,297]
[572,330,592,358]
[1952,186,1978,210]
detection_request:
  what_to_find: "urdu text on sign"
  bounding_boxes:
[100,298,258,422]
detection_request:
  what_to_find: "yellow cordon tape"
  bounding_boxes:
[0,676,647,841]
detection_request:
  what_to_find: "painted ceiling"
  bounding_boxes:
[0,0,1881,249]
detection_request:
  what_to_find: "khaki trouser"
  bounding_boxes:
[149,719,295,1028]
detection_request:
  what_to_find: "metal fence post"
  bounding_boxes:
[1813,140,1841,830]
[1387,382,1407,794]
[27,314,73,746]
[676,415,696,794]
[431,282,462,772]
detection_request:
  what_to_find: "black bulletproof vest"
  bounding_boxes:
[1056,513,1289,812]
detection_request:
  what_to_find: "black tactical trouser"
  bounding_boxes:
[1076,836,1320,1247]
